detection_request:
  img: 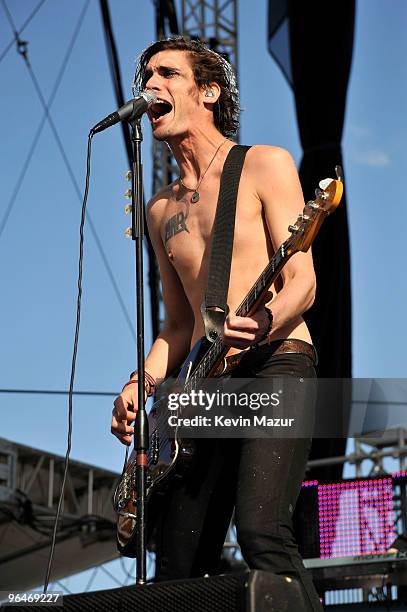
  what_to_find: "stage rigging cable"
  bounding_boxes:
[0,0,47,64]
[1,0,136,340]
[0,0,90,240]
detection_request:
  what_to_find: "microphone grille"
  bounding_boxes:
[142,90,157,104]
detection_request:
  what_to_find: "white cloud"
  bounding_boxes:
[348,124,371,139]
[353,149,391,167]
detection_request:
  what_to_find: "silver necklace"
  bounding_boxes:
[179,138,228,203]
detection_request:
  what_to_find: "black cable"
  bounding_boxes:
[0,114,47,240]
[43,131,93,593]
[2,388,405,407]
[119,556,135,583]
[99,563,123,587]
[1,0,20,36]
[54,581,73,595]
[2,0,136,341]
[84,567,99,592]
[0,0,90,241]
[0,388,119,396]
[0,0,47,64]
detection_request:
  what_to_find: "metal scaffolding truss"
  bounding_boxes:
[0,437,120,591]
[181,0,238,68]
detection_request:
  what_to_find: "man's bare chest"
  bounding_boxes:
[161,199,213,264]
[160,184,263,270]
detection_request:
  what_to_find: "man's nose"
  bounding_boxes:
[145,71,161,90]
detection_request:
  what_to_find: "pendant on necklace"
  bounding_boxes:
[191,191,200,203]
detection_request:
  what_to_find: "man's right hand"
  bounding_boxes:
[111,381,146,446]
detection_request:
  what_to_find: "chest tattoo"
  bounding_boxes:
[164,212,190,244]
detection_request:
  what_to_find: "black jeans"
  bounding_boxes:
[154,344,323,612]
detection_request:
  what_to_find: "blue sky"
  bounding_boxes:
[1,0,406,592]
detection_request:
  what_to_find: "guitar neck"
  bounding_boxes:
[235,240,291,317]
[186,239,294,387]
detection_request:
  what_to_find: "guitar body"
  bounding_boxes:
[113,170,344,557]
[115,336,218,557]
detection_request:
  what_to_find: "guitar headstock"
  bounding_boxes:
[287,166,343,253]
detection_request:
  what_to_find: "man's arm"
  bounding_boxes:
[224,146,316,348]
[111,193,194,445]
[142,196,195,381]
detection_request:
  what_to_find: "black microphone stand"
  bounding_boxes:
[131,117,149,584]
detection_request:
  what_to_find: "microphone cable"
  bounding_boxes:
[43,131,94,593]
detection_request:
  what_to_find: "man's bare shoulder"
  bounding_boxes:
[247,145,304,222]
[246,144,296,174]
[245,145,301,202]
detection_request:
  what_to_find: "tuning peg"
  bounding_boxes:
[288,224,298,233]
[335,165,343,181]
[125,170,132,181]
[298,213,310,221]
[320,178,335,192]
[306,201,319,210]
[124,204,133,215]
[315,187,324,199]
[124,227,133,238]
[124,188,132,199]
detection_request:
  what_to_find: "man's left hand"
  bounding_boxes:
[223,310,270,349]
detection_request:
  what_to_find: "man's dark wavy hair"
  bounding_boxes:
[133,36,240,137]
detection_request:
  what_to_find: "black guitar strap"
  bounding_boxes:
[200,144,251,342]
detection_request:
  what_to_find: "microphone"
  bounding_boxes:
[91,90,157,135]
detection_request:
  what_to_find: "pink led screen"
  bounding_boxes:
[318,479,396,558]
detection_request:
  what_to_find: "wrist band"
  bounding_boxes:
[124,370,157,396]
[144,371,157,392]
[122,378,152,396]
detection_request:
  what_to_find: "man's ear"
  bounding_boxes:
[202,82,221,105]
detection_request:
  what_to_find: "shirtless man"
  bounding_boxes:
[111,37,322,610]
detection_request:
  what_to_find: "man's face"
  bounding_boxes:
[143,50,205,140]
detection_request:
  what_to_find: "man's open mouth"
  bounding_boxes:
[149,99,173,123]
